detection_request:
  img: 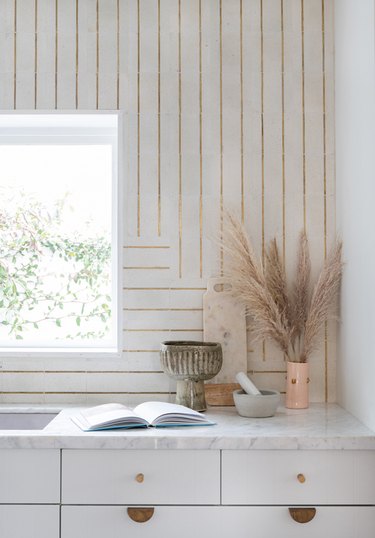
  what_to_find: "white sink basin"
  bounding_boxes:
[0,413,58,430]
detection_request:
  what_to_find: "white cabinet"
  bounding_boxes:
[1,447,373,537]
[62,449,220,505]
[0,449,60,537]
[222,450,375,505]
[60,448,375,537]
[61,506,375,538]
[62,506,225,538]
[0,506,59,538]
[0,449,60,503]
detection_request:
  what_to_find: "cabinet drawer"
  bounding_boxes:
[62,506,223,538]
[62,506,375,538]
[0,449,60,503]
[226,507,375,538]
[0,505,59,538]
[222,450,375,505]
[62,449,220,504]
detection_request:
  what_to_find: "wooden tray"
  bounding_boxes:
[205,383,240,406]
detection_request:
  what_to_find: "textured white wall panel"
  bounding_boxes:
[0,0,335,403]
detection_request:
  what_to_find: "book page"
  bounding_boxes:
[79,403,140,428]
[134,401,205,425]
[81,403,128,418]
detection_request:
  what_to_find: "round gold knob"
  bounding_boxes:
[297,473,306,484]
[135,473,144,483]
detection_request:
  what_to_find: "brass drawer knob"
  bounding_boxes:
[297,473,306,483]
[127,507,154,523]
[289,507,316,524]
[135,473,144,483]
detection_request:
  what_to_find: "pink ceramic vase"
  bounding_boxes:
[285,361,309,409]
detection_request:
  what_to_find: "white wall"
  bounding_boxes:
[0,0,335,404]
[336,0,375,429]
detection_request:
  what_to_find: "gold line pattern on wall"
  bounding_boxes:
[116,0,120,109]
[301,0,306,231]
[322,0,327,261]
[219,0,223,274]
[0,392,174,395]
[322,0,328,403]
[123,245,170,249]
[96,0,99,110]
[137,0,141,236]
[260,0,265,363]
[250,370,287,375]
[178,0,182,278]
[122,350,160,352]
[123,308,203,312]
[157,0,161,236]
[123,308,202,312]
[34,0,38,109]
[281,0,286,261]
[54,0,58,109]
[123,287,206,291]
[75,0,78,109]
[1,370,163,375]
[123,266,170,270]
[240,0,244,224]
[260,0,264,261]
[123,329,203,332]
[0,0,335,404]
[13,0,17,109]
[199,0,203,277]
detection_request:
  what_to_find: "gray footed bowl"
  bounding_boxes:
[160,341,222,381]
[160,341,223,412]
[233,389,280,418]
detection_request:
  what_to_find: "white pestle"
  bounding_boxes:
[236,371,261,396]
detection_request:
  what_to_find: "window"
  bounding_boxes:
[0,113,119,355]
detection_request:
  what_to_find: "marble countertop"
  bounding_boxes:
[0,403,374,450]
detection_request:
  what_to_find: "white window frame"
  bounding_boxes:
[0,111,123,360]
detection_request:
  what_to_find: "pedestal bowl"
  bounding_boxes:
[160,341,223,411]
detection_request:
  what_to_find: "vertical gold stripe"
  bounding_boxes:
[301,0,306,231]
[178,0,182,278]
[199,0,203,277]
[322,0,328,403]
[157,0,161,236]
[219,0,223,274]
[96,0,99,110]
[322,0,327,261]
[324,321,328,401]
[137,0,141,236]
[260,0,264,261]
[55,0,58,109]
[13,0,17,109]
[281,0,285,261]
[34,0,38,109]
[116,0,120,109]
[75,0,78,109]
[240,0,244,224]
[260,0,265,362]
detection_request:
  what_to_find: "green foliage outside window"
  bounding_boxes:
[0,188,112,341]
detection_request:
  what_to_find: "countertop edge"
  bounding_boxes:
[0,403,374,450]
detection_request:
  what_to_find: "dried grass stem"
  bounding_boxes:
[222,214,342,363]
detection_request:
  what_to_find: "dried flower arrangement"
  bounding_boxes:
[222,214,343,363]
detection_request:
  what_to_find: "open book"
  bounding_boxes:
[71,402,216,431]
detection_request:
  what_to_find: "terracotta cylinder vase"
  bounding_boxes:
[285,361,309,409]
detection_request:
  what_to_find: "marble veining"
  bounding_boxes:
[0,404,373,450]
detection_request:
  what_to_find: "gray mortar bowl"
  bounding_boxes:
[233,388,280,418]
